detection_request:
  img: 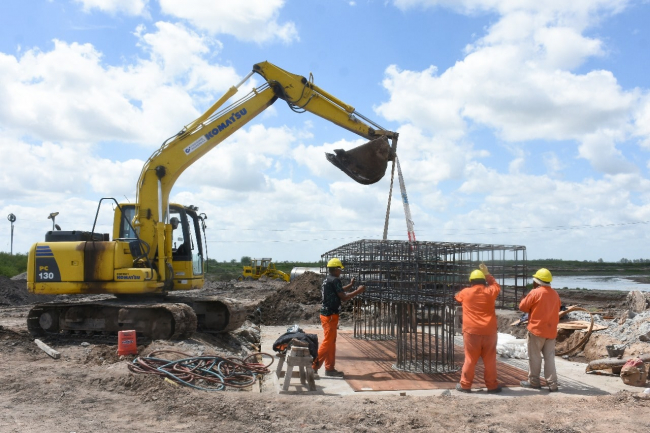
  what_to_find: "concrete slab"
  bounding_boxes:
[260,324,647,398]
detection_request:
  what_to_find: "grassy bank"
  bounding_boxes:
[528,259,650,276]
[0,253,28,278]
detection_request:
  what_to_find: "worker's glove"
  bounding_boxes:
[479,263,490,276]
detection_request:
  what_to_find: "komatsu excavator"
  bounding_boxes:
[26,61,398,340]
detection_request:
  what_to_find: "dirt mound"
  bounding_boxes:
[496,309,528,338]
[0,277,45,306]
[257,272,323,325]
[272,271,323,304]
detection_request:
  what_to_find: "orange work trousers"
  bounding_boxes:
[312,314,339,371]
[460,332,499,390]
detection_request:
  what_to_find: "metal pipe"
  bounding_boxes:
[586,353,650,372]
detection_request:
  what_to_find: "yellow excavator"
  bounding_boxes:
[26,61,398,340]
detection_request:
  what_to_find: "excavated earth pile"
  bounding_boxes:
[255,271,353,326]
[0,276,44,306]
[257,271,323,325]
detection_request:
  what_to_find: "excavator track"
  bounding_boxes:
[26,297,248,341]
[27,300,198,341]
[170,296,248,334]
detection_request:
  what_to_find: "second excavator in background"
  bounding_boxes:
[238,258,290,282]
[26,61,399,340]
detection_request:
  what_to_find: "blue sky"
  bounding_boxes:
[1,0,650,262]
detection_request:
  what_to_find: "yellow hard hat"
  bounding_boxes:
[532,268,552,283]
[469,269,485,281]
[327,258,344,269]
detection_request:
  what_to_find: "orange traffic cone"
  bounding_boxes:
[117,330,138,356]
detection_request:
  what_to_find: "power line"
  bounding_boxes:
[202,220,650,244]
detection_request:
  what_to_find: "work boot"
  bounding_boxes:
[520,380,542,389]
[324,369,344,377]
[455,383,471,393]
[548,386,559,392]
[486,386,502,394]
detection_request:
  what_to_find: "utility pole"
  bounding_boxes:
[7,214,16,255]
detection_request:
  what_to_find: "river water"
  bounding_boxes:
[541,276,650,292]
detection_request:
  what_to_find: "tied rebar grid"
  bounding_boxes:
[322,240,528,374]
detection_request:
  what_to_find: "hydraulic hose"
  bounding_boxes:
[128,350,274,391]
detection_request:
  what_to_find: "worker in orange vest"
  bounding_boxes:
[519,268,561,392]
[454,263,502,393]
[312,258,365,377]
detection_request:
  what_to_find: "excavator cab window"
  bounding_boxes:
[118,206,137,239]
[186,209,204,276]
[169,208,189,260]
[168,207,204,275]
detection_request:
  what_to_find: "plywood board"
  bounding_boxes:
[557,321,608,331]
[332,331,528,392]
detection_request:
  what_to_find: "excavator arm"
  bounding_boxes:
[134,61,398,277]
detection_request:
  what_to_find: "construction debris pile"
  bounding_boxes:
[557,293,650,363]
[565,309,650,344]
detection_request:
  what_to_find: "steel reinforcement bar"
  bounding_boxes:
[322,240,528,373]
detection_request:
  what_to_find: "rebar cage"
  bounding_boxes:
[322,240,528,373]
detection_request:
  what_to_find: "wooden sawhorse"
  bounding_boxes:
[276,346,316,391]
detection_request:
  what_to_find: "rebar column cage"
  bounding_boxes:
[322,240,528,374]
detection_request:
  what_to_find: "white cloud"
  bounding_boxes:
[542,152,566,175]
[0,135,142,200]
[377,0,639,175]
[74,0,150,16]
[442,164,650,257]
[377,52,636,145]
[0,22,242,146]
[634,94,650,148]
[158,0,298,44]
[177,124,299,192]
[392,1,629,21]
[578,129,636,175]
[292,137,367,181]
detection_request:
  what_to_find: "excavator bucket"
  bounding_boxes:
[325,136,395,185]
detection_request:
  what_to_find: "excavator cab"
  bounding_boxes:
[116,203,205,291]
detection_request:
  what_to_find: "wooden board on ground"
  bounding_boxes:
[34,339,61,359]
[557,321,607,331]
